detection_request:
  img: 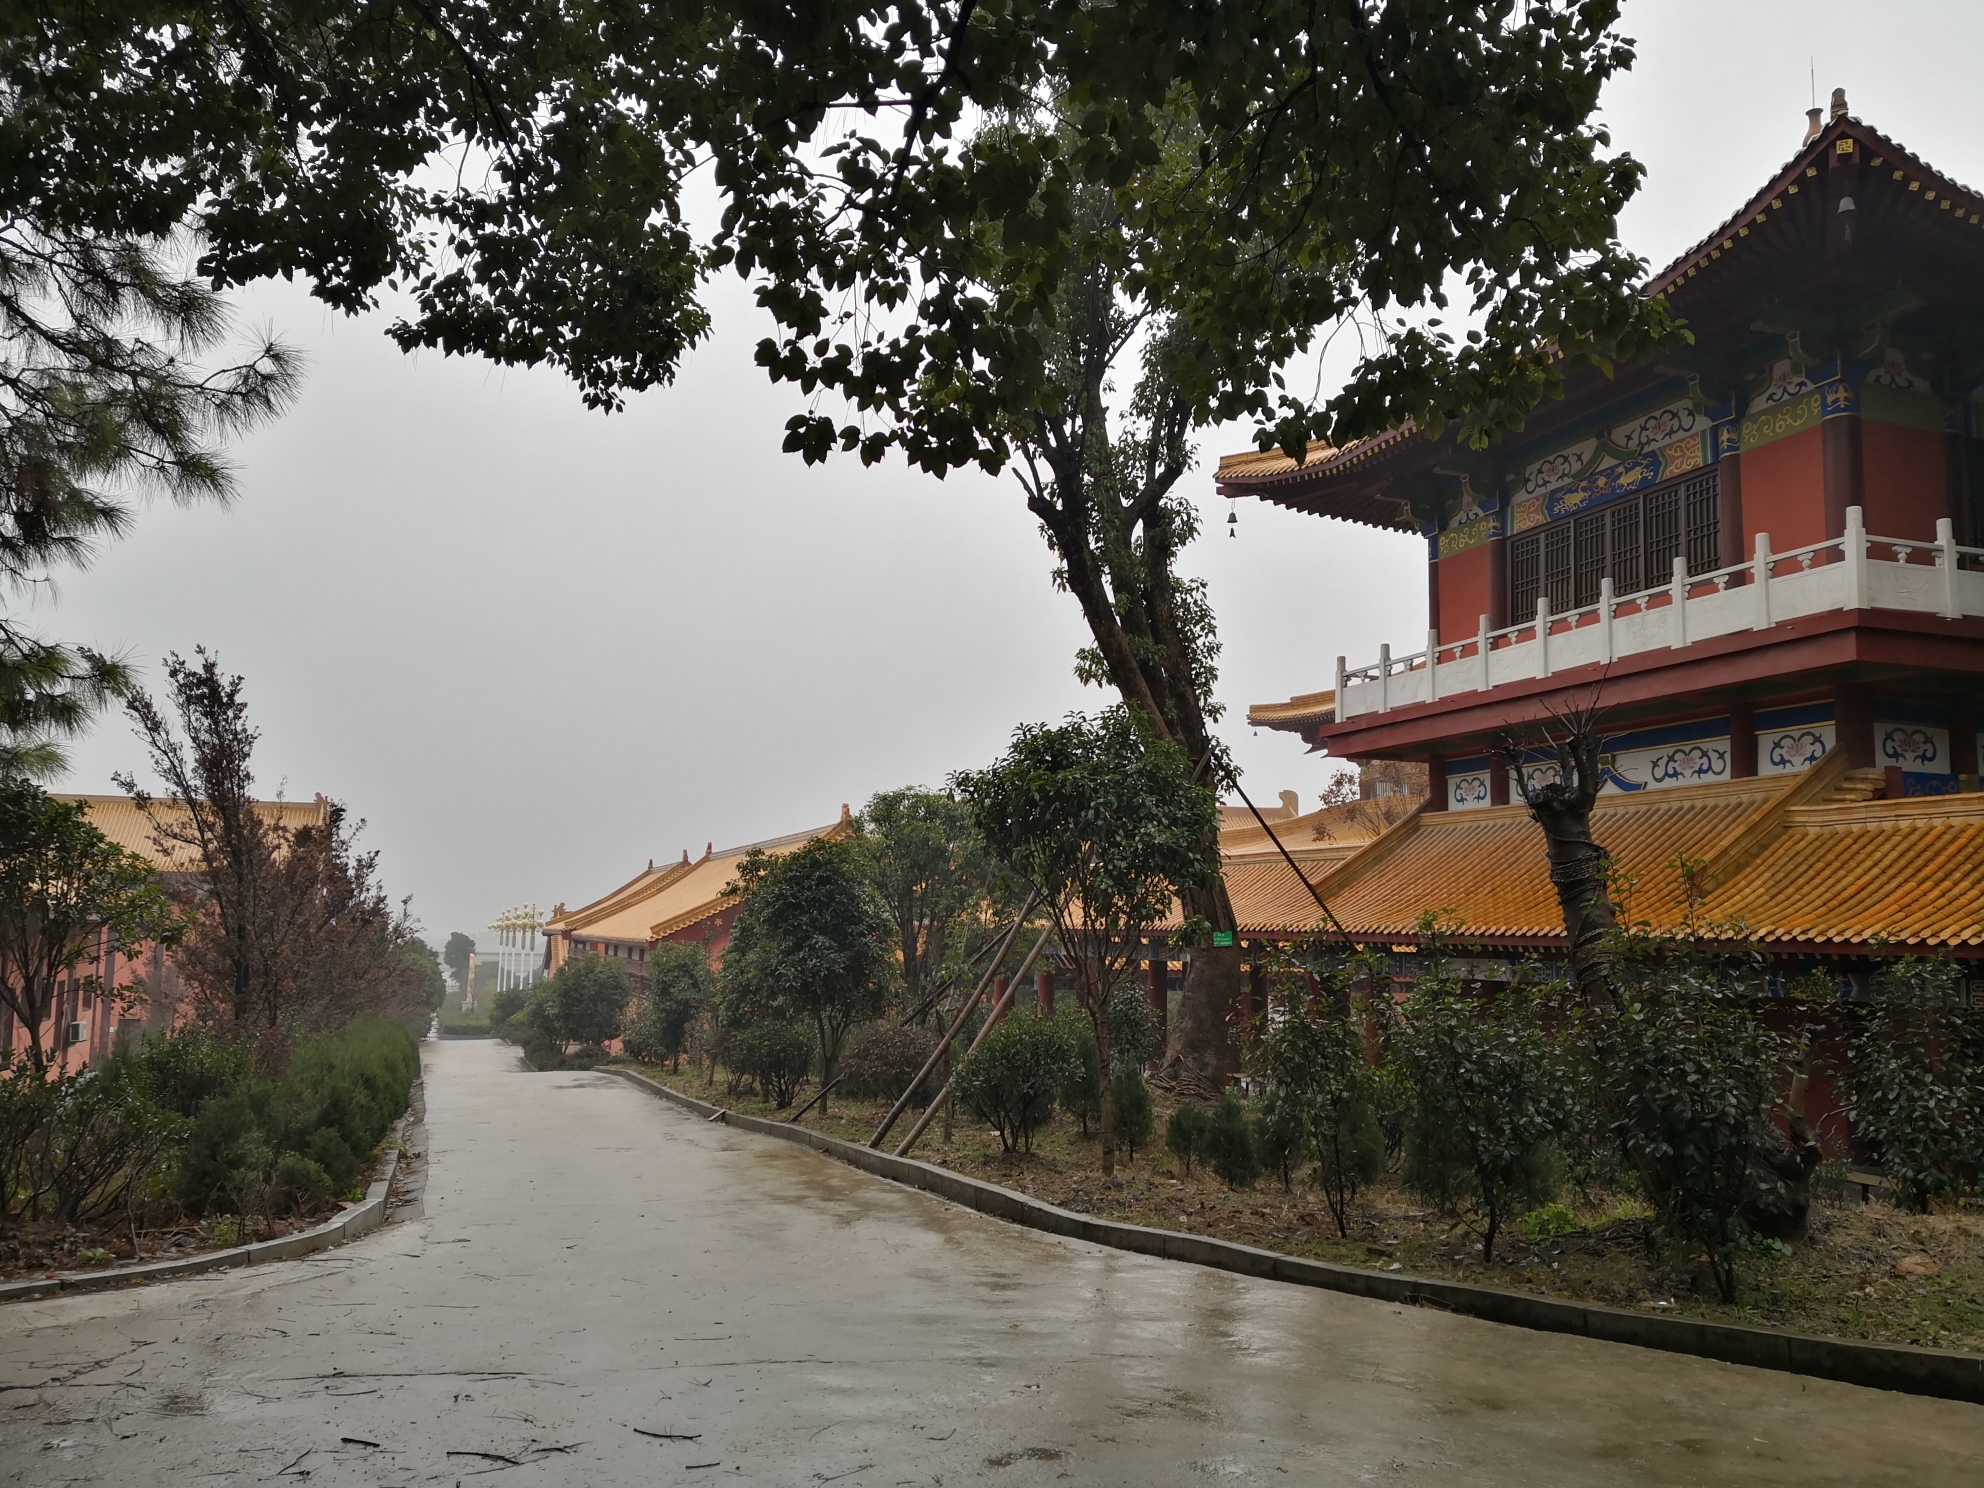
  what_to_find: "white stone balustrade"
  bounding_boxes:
[1333,507,1984,722]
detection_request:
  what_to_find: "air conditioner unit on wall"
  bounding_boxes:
[66,1021,87,1045]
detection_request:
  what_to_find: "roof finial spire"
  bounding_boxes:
[1830,86,1848,121]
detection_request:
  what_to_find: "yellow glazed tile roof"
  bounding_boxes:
[1245,689,1336,730]
[56,793,331,871]
[1209,759,1984,953]
[1698,794,1984,949]
[549,818,850,945]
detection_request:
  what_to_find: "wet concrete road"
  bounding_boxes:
[3,1039,1980,1486]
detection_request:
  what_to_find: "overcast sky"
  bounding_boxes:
[40,1,1984,949]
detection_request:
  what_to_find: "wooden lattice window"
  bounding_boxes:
[1507,467,1720,620]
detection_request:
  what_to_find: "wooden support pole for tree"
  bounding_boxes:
[782,1072,845,1124]
[894,924,1054,1159]
[868,894,1039,1149]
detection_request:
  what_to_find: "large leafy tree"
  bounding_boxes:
[953,706,1220,1175]
[721,838,894,1087]
[853,787,990,1015]
[19,2,1670,1056]
[0,775,180,1071]
[443,931,475,999]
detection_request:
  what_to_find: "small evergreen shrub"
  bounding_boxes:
[179,1021,418,1218]
[1202,1093,1262,1189]
[953,1011,1076,1153]
[1112,1065,1154,1160]
[1400,978,1567,1266]
[838,1024,940,1102]
[729,1022,814,1107]
[1165,1103,1207,1175]
[1842,958,1983,1212]
[1059,1017,1101,1136]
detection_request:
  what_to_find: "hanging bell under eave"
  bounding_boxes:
[1227,504,1238,538]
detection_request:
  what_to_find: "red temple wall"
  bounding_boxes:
[1860,420,1949,541]
[1435,544,1491,645]
[1742,426,1827,551]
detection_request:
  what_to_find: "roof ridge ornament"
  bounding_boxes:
[1830,86,1849,121]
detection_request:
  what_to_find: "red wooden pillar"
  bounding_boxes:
[992,975,1009,1023]
[1425,755,1448,812]
[1036,967,1055,1014]
[1489,751,1511,806]
[1715,421,1746,568]
[1822,382,1864,538]
[1836,682,1875,769]
[1727,699,1757,779]
[1952,695,1978,785]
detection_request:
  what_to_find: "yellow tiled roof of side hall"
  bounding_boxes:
[1206,755,1984,951]
[56,794,330,871]
[548,818,851,944]
[1700,793,1984,949]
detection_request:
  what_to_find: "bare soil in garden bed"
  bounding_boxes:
[620,1061,1984,1355]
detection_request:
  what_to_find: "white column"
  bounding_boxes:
[1670,555,1689,649]
[1599,577,1615,663]
[1535,595,1551,678]
[1753,532,1773,631]
[1937,517,1960,619]
[1845,505,1867,610]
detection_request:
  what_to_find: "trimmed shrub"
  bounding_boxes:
[549,955,630,1047]
[1112,1065,1154,1161]
[1842,958,1983,1212]
[730,1022,813,1108]
[837,1024,939,1102]
[953,1011,1076,1153]
[179,1021,418,1218]
[1165,1103,1206,1175]
[1202,1093,1261,1189]
[1059,1018,1102,1136]
[1400,981,1567,1266]
[625,942,713,1069]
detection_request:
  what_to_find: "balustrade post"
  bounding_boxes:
[1335,654,1348,720]
[1845,505,1867,610]
[1535,596,1550,678]
[1753,532,1773,631]
[1476,614,1491,692]
[1425,629,1440,702]
[1377,644,1391,712]
[1670,555,1689,648]
[1599,577,1615,663]
[1937,517,1961,619]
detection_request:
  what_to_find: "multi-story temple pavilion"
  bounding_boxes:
[1223,94,1984,962]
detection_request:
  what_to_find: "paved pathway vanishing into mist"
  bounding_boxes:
[2,1037,1980,1486]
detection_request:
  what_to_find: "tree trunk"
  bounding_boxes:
[1095,1005,1116,1176]
[1166,877,1242,1090]
[1515,735,1621,1016]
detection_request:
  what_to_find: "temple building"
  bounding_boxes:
[2,794,331,1069]
[542,811,854,986]
[1220,94,1984,962]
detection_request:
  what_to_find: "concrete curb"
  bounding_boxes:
[0,1084,420,1305]
[608,1066,1984,1408]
